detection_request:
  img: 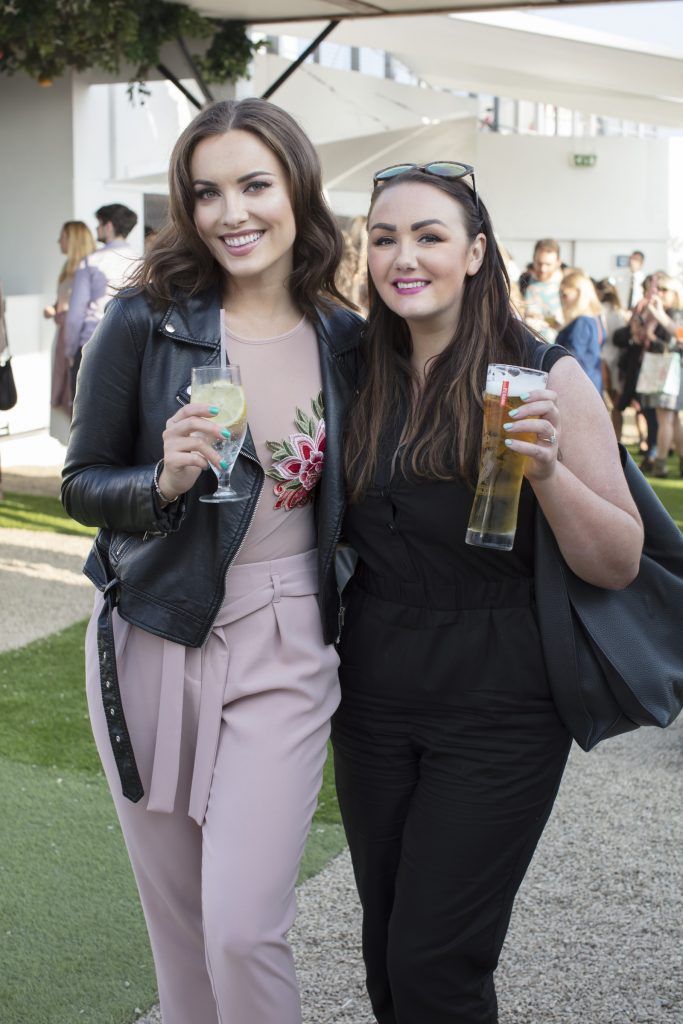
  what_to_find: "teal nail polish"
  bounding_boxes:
[221,429,232,439]
[503,422,513,431]
[504,439,513,446]
[209,406,219,415]
[219,459,228,470]
[520,392,530,401]
[507,409,518,418]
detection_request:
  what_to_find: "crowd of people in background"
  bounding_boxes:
[511,240,683,479]
[44,207,683,481]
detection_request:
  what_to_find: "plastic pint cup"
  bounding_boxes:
[465,363,548,551]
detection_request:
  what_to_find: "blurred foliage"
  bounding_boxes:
[0,0,260,98]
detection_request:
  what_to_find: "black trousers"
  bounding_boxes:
[332,577,571,1024]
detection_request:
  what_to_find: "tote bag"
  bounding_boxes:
[636,350,681,397]
[532,342,683,750]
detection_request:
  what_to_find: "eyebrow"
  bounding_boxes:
[192,171,276,187]
[369,219,448,232]
[237,170,275,183]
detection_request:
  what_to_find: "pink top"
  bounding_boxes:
[226,316,325,565]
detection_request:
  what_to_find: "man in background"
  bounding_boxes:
[626,250,646,309]
[65,203,138,396]
[521,238,565,343]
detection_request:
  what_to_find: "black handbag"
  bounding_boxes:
[0,356,17,411]
[534,443,683,750]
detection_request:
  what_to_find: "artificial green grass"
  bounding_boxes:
[626,446,683,529]
[0,491,96,537]
[0,760,157,1024]
[0,620,345,1024]
[651,475,683,529]
[0,621,96,773]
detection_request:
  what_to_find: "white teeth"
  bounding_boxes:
[223,232,262,248]
[395,280,428,290]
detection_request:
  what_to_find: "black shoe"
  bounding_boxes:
[639,456,654,474]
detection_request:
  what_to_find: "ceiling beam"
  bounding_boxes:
[261,20,340,99]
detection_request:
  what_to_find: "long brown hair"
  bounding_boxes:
[129,98,351,317]
[345,171,530,499]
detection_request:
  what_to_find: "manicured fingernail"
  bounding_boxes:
[520,392,530,401]
[507,409,518,418]
[209,406,219,415]
[219,459,228,470]
[504,438,513,446]
[503,422,513,431]
[221,429,232,439]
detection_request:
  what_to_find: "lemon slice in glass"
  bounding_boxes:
[207,381,246,429]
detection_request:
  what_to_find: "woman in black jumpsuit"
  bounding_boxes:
[332,166,643,1023]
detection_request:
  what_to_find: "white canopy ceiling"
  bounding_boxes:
[247,53,477,144]
[253,11,683,128]
[174,1,610,23]
[316,115,477,191]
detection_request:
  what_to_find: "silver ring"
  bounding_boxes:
[546,430,558,446]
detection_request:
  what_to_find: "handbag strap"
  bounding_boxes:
[532,340,572,375]
[0,279,9,359]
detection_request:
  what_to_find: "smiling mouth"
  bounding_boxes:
[393,280,430,291]
[221,231,264,249]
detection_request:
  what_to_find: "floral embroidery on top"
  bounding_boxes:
[265,392,325,510]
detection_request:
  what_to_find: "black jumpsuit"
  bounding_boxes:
[332,353,572,1024]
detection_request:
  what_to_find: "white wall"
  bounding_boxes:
[71,79,145,254]
[0,74,74,299]
[476,133,670,280]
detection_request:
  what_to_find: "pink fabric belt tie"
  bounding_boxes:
[145,551,319,826]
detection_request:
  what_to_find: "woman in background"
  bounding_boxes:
[642,274,683,477]
[556,269,605,393]
[45,220,95,426]
[595,278,628,440]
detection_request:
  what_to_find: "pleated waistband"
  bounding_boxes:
[218,548,319,624]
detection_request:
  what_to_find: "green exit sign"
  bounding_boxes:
[573,153,597,168]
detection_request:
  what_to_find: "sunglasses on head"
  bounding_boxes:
[372,161,479,213]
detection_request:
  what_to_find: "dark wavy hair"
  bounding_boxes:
[129,98,351,316]
[345,170,531,500]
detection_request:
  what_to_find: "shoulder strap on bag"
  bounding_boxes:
[531,340,572,374]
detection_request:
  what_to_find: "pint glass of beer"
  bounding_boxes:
[466,363,548,551]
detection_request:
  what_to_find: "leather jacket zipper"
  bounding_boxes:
[114,536,136,561]
[336,601,345,644]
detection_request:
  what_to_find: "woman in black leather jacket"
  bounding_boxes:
[62,98,362,1024]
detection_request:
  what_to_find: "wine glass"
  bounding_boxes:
[191,365,247,503]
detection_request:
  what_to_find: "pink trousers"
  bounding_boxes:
[85,549,340,1024]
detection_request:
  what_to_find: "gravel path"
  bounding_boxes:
[0,528,94,652]
[2,523,680,1023]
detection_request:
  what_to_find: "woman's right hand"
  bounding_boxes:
[158,403,226,500]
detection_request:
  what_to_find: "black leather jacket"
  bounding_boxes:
[62,288,363,647]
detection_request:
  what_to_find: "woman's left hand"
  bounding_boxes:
[502,389,560,482]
